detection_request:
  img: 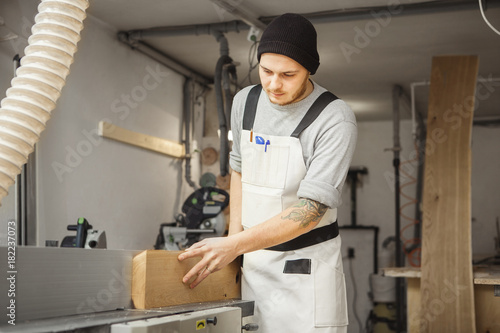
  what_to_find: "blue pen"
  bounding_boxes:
[255,136,265,145]
[265,140,270,152]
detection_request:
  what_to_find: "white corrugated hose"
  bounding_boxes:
[0,0,89,205]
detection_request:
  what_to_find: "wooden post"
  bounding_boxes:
[420,55,478,332]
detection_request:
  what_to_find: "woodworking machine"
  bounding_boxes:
[0,247,255,332]
[155,187,229,250]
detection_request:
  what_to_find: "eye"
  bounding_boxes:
[283,73,295,77]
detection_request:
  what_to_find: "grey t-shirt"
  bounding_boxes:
[229,81,357,209]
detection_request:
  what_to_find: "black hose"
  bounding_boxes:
[392,85,405,333]
[214,54,233,177]
[222,63,237,136]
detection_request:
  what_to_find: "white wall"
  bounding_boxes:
[36,15,194,250]
[471,125,500,255]
[0,1,198,250]
[337,119,500,258]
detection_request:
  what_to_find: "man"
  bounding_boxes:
[179,13,357,332]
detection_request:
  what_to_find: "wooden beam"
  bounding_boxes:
[98,121,185,158]
[132,250,241,309]
[420,55,478,333]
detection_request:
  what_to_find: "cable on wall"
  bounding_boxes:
[479,0,500,35]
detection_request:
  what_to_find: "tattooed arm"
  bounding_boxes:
[283,199,329,228]
[179,197,329,287]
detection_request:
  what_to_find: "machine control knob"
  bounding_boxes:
[242,323,259,331]
[206,317,217,325]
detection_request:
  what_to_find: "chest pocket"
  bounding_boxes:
[241,141,290,189]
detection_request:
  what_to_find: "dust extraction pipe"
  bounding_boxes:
[0,0,89,205]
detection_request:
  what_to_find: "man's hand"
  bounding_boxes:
[178,236,239,289]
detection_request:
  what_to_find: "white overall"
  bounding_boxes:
[240,126,349,333]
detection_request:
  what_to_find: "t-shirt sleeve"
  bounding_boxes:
[297,101,357,209]
[229,86,253,173]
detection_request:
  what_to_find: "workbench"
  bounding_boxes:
[383,262,500,332]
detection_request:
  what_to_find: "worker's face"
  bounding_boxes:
[259,53,311,106]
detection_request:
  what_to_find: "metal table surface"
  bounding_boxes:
[0,299,254,333]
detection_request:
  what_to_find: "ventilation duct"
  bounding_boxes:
[0,0,89,205]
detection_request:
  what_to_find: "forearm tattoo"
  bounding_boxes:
[282,199,328,228]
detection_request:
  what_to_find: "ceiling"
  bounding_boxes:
[12,0,500,122]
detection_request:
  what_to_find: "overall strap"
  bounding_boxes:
[242,84,262,130]
[242,84,338,135]
[290,91,338,138]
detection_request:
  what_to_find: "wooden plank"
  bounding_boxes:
[407,278,422,333]
[474,285,500,333]
[132,250,241,309]
[384,266,500,285]
[420,55,478,333]
[98,121,185,158]
[383,266,422,278]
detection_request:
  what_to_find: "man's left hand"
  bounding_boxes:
[178,236,238,289]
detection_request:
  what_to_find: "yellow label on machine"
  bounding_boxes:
[196,319,206,330]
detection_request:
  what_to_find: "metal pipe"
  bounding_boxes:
[126,20,249,40]
[183,78,197,189]
[123,0,500,42]
[117,33,212,87]
[208,0,267,31]
[213,31,229,57]
[261,0,500,25]
[392,84,405,333]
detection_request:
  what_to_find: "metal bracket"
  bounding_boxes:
[495,285,500,297]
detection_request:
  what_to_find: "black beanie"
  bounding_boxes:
[257,13,320,75]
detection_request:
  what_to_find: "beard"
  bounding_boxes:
[267,76,310,106]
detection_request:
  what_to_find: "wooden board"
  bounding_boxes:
[407,278,422,333]
[420,55,478,333]
[475,285,500,333]
[98,121,185,158]
[391,276,500,333]
[132,250,241,309]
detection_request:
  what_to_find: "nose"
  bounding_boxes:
[268,74,282,91]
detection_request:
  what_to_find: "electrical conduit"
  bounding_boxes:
[0,0,89,205]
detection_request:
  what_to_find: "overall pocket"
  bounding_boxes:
[314,259,349,327]
[241,141,289,189]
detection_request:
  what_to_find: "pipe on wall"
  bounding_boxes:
[183,78,197,189]
[126,20,249,41]
[391,84,406,332]
[213,32,233,177]
[0,0,89,205]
